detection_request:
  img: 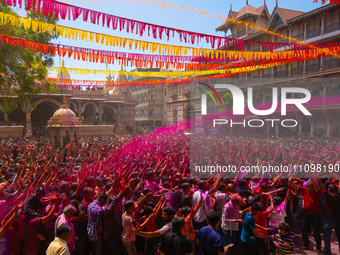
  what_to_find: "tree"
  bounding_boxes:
[219,91,247,112]
[0,3,58,114]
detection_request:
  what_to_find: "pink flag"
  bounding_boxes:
[164,28,170,41]
[83,9,89,22]
[191,33,196,45]
[60,4,68,20]
[138,22,146,36]
[119,18,126,32]
[90,11,97,24]
[105,15,111,28]
[72,6,82,21]
[158,27,164,40]
[112,16,118,30]
[131,20,136,33]
[126,20,131,33]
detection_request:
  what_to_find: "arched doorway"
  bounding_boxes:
[82,104,98,124]
[8,104,25,125]
[31,101,59,129]
[70,103,77,114]
[103,106,115,124]
[0,111,4,122]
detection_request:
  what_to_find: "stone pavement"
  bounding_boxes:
[290,225,339,255]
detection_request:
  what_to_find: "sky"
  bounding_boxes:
[13,0,329,81]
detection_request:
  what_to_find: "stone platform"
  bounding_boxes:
[78,125,115,137]
[0,126,24,138]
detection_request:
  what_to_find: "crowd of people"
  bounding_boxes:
[0,129,339,255]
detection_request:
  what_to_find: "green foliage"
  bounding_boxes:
[0,3,58,113]
[219,91,247,112]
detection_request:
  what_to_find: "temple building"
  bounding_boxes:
[131,68,165,126]
[166,2,340,137]
[0,61,137,137]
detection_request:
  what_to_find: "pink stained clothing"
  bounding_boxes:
[55,213,76,253]
[122,213,135,243]
[22,217,42,254]
[145,180,163,193]
[182,215,195,242]
[266,201,287,228]
[221,201,240,231]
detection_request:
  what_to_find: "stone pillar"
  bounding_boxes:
[267,122,270,136]
[321,13,325,35]
[26,111,32,137]
[271,35,275,79]
[308,116,315,137]
[288,27,292,42]
[295,114,303,135]
[98,104,104,123]
[275,122,279,136]
[323,114,331,137]
[4,113,8,122]
[303,59,307,75]
[22,103,33,137]
[77,102,83,120]
[320,55,324,72]
[304,20,308,40]
[117,105,121,124]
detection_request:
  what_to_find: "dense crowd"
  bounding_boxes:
[0,129,339,255]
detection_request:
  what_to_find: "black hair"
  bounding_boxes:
[87,176,96,185]
[238,179,246,187]
[181,206,191,215]
[35,187,46,196]
[124,200,135,211]
[198,180,206,189]
[131,171,139,178]
[83,187,93,196]
[279,223,291,233]
[272,196,282,206]
[162,206,176,217]
[142,188,151,196]
[172,217,185,232]
[218,183,226,192]
[103,182,111,191]
[328,184,338,193]
[142,206,153,217]
[146,171,154,179]
[251,202,263,212]
[207,211,221,226]
[181,182,191,192]
[249,194,261,206]
[69,199,79,213]
[56,225,71,237]
[96,192,108,202]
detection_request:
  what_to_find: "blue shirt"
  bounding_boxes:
[197,226,224,255]
[241,212,256,244]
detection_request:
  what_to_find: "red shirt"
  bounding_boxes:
[299,187,321,213]
[255,211,269,235]
[145,220,157,232]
